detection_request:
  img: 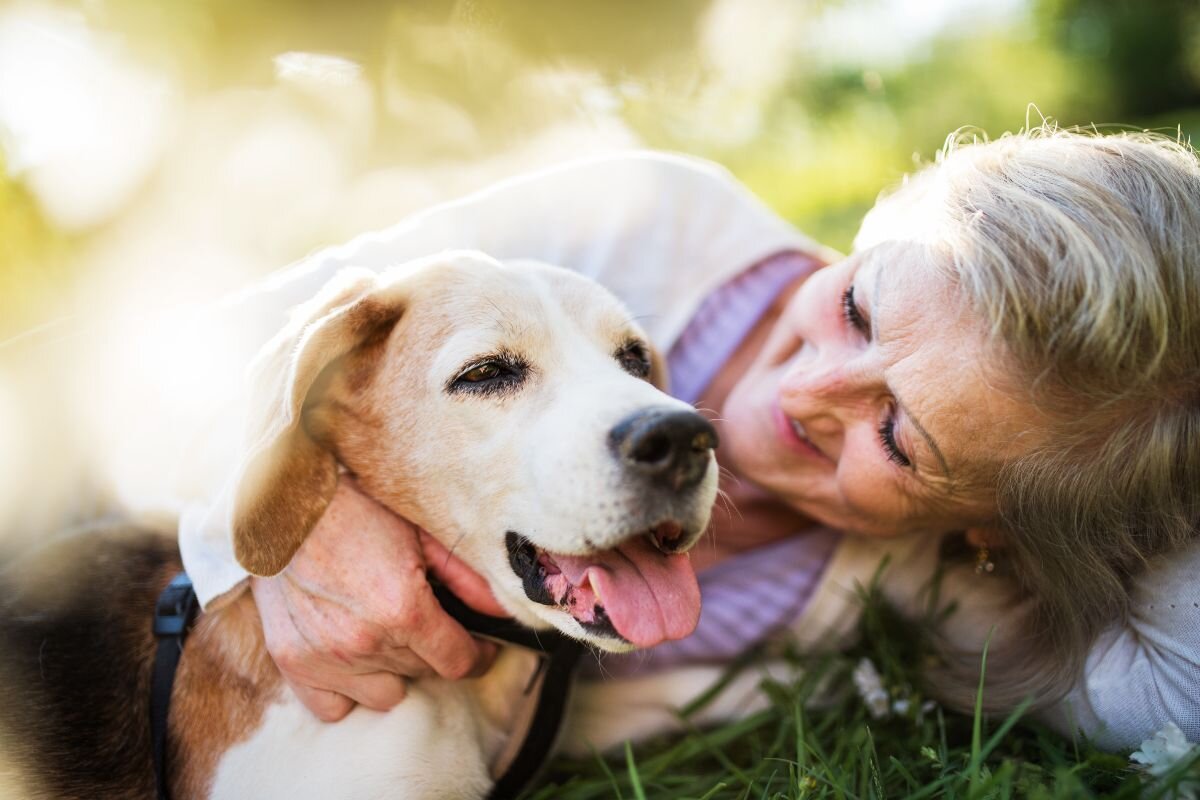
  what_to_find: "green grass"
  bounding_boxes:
[525,592,1199,800]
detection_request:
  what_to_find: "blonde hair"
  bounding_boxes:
[856,125,1200,710]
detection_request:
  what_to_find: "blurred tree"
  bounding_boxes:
[1035,0,1200,116]
[4,0,1200,330]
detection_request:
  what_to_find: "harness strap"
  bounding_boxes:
[428,581,585,800]
[150,574,584,800]
[488,633,582,799]
[150,573,199,800]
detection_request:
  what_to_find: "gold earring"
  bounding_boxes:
[975,545,996,575]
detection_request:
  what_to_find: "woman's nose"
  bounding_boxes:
[780,341,879,404]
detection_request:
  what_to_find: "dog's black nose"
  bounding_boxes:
[609,409,718,491]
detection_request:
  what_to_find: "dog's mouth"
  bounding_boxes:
[505,525,700,648]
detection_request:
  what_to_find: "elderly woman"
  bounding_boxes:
[182,125,1200,751]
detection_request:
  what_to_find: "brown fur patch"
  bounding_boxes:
[169,594,282,798]
[0,525,282,800]
[0,526,179,800]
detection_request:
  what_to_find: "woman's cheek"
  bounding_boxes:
[834,460,907,537]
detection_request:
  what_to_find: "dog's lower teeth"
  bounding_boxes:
[648,521,685,553]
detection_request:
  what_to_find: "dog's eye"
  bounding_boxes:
[461,363,501,382]
[448,355,529,397]
[616,341,652,379]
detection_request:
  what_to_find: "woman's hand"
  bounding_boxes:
[250,477,506,722]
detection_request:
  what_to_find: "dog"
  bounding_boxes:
[0,251,719,799]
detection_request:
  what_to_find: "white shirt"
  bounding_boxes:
[179,151,826,608]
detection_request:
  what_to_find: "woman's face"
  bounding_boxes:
[721,241,1040,538]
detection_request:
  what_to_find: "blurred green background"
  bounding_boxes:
[2,0,1199,342]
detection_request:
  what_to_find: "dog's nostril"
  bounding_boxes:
[610,408,718,492]
[631,432,672,465]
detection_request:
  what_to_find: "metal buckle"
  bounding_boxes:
[153,573,198,638]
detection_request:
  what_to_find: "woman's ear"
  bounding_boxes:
[231,269,404,577]
[964,527,1005,550]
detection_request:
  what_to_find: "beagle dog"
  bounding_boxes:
[0,252,719,799]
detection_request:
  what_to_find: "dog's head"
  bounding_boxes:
[229,252,718,651]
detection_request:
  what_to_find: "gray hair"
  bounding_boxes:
[856,125,1200,710]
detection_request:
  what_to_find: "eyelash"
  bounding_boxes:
[841,283,912,469]
[840,286,868,334]
[877,416,912,468]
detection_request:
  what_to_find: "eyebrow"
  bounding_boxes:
[869,264,952,480]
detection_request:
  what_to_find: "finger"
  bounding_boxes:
[325,670,410,712]
[420,531,509,617]
[408,589,497,681]
[337,647,438,680]
[288,681,355,723]
[378,639,497,680]
[339,638,495,681]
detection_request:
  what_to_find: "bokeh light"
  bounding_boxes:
[1,0,1198,533]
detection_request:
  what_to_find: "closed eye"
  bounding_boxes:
[877,413,912,469]
[841,285,869,336]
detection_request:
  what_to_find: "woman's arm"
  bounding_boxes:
[183,152,742,606]
[180,151,817,719]
[248,478,505,721]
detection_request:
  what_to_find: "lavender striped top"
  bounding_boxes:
[588,252,840,678]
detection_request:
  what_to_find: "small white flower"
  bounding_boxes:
[1132,723,1196,776]
[892,698,911,715]
[1130,723,1199,799]
[852,658,890,719]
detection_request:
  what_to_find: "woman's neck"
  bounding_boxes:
[689,269,818,572]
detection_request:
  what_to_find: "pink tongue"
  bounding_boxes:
[552,536,701,647]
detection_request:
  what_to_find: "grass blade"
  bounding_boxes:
[625,741,647,800]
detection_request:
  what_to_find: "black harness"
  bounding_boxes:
[150,574,583,800]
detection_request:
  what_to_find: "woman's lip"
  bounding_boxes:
[773,403,831,462]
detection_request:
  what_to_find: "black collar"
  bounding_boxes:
[150,574,583,800]
[428,580,585,799]
[150,573,200,800]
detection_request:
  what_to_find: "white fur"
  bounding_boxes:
[212,688,491,800]
[212,649,541,800]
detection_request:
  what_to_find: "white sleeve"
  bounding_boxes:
[212,150,821,348]
[1034,542,1200,751]
[178,150,821,608]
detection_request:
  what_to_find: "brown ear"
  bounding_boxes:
[231,268,403,576]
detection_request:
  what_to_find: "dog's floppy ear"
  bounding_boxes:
[231,268,403,576]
